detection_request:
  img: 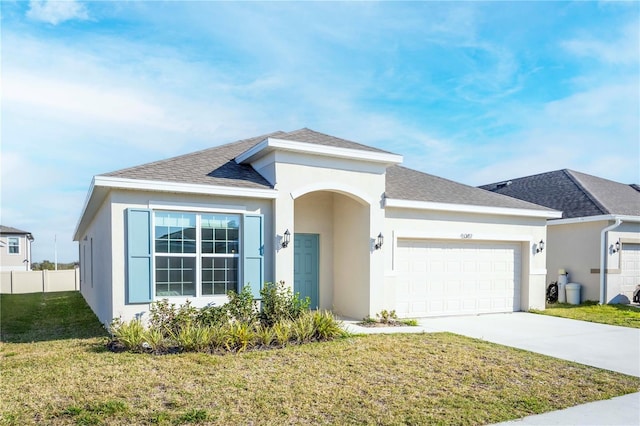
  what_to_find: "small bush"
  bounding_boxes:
[291,312,315,343]
[272,320,292,347]
[170,324,214,353]
[110,318,145,352]
[226,286,259,325]
[376,309,398,324]
[148,299,198,338]
[312,310,344,340]
[197,304,229,328]
[260,281,310,326]
[143,328,167,353]
[228,322,256,352]
[255,324,275,347]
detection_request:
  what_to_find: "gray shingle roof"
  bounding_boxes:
[0,225,31,235]
[479,169,640,219]
[103,132,284,189]
[276,128,392,154]
[386,166,554,211]
[102,129,550,211]
[102,129,393,187]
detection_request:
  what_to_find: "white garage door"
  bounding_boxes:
[620,244,640,300]
[396,240,521,317]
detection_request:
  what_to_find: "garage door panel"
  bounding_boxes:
[396,240,521,317]
[620,244,640,297]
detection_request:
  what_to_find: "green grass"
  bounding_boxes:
[0,292,108,342]
[0,293,638,425]
[531,301,640,328]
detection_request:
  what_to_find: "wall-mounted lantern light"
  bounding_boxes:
[281,229,291,248]
[536,239,545,253]
[612,240,621,254]
[374,233,384,250]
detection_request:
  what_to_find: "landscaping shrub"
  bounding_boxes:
[291,312,316,343]
[107,282,345,355]
[260,280,310,326]
[226,285,259,325]
[312,310,345,340]
[109,318,145,352]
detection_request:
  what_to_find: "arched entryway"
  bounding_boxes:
[293,190,370,318]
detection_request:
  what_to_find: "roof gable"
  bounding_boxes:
[276,128,392,154]
[480,169,640,219]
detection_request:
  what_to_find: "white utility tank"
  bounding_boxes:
[558,271,568,303]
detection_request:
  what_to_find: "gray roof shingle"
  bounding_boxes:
[479,169,640,219]
[386,166,554,211]
[101,129,551,211]
[0,225,31,235]
[103,132,285,189]
[276,128,392,154]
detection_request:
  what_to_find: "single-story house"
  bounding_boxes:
[480,169,640,304]
[74,128,560,325]
[0,225,34,271]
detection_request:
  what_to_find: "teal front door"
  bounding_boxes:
[294,233,319,310]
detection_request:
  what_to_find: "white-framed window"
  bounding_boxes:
[8,237,19,254]
[153,211,240,297]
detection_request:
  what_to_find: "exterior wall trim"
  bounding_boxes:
[549,214,640,225]
[289,182,372,205]
[235,137,403,165]
[94,176,278,199]
[385,198,561,219]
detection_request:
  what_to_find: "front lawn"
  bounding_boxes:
[1,293,639,425]
[532,301,640,328]
[0,291,108,342]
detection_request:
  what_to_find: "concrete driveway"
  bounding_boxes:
[419,312,640,377]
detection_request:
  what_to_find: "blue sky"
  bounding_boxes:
[1,1,639,263]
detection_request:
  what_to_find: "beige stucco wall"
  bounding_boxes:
[384,208,548,313]
[547,220,603,302]
[547,220,640,303]
[79,192,114,325]
[106,189,274,324]
[0,234,31,271]
[294,192,335,310]
[269,151,387,319]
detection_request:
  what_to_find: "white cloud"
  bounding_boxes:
[464,80,639,186]
[26,0,89,25]
[561,21,640,65]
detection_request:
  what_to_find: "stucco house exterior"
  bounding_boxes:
[481,169,640,304]
[0,225,34,271]
[74,129,560,325]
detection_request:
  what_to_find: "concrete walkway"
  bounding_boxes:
[343,312,640,425]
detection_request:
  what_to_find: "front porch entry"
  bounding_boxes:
[294,233,319,309]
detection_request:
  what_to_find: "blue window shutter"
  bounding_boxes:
[126,208,153,304]
[243,214,264,299]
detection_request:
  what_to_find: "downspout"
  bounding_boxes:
[599,218,622,304]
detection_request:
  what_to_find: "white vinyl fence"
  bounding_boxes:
[0,269,80,294]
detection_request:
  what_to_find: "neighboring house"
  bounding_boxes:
[481,170,640,304]
[0,225,34,271]
[74,129,560,325]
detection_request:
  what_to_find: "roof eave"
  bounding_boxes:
[384,198,562,219]
[235,137,403,166]
[548,214,640,225]
[73,176,279,240]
